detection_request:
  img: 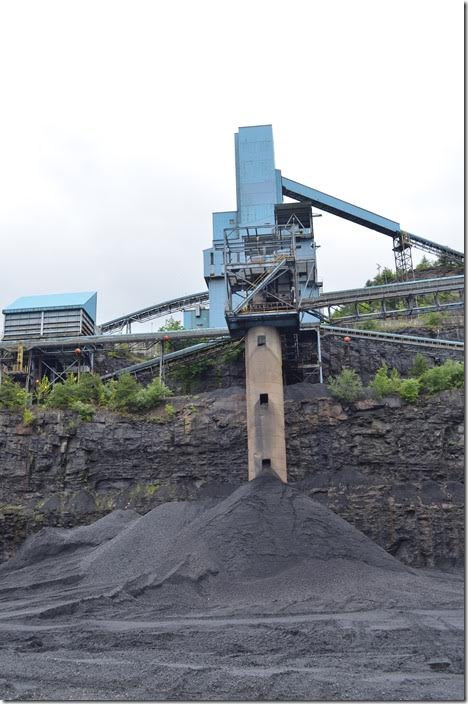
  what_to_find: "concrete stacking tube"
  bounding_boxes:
[245,326,287,483]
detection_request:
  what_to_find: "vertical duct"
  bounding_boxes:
[245,326,287,482]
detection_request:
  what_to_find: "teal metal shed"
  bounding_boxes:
[2,292,97,340]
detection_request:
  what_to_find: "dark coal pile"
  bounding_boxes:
[0,472,463,700]
[0,509,140,571]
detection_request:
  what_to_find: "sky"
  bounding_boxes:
[0,0,463,330]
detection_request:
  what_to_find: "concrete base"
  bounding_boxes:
[245,326,287,482]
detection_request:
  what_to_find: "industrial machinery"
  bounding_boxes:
[0,126,463,483]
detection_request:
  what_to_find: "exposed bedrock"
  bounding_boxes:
[95,322,464,392]
[0,385,463,568]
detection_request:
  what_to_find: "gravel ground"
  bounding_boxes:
[0,472,463,700]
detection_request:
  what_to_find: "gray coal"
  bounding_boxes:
[0,471,463,700]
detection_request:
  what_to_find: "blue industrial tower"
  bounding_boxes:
[184,125,322,331]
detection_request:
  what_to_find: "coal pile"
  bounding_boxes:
[0,471,463,701]
[0,472,462,618]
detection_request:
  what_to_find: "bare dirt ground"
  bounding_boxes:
[0,473,463,701]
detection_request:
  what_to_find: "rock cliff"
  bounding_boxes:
[0,385,463,568]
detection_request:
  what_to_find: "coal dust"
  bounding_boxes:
[0,472,463,700]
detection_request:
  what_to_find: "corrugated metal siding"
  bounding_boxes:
[3,308,95,340]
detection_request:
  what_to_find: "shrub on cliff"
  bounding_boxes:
[409,352,430,378]
[0,377,30,410]
[46,373,105,411]
[398,378,421,403]
[106,373,172,412]
[46,375,82,410]
[69,400,95,421]
[371,359,463,401]
[370,364,402,398]
[327,368,364,402]
[419,360,464,393]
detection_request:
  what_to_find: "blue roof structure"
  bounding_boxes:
[3,292,97,322]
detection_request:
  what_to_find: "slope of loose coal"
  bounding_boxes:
[83,498,218,586]
[84,471,408,599]
[0,509,140,580]
[1,474,463,619]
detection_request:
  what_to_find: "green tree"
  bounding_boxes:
[0,378,30,410]
[399,378,420,403]
[422,311,445,328]
[415,255,435,271]
[420,360,464,393]
[158,316,187,352]
[106,373,172,412]
[46,375,80,409]
[158,316,183,332]
[410,353,430,378]
[370,364,401,398]
[34,376,52,404]
[108,373,141,411]
[365,266,396,287]
[327,368,364,402]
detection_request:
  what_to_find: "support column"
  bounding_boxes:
[245,326,287,482]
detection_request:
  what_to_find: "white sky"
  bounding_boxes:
[0,0,463,328]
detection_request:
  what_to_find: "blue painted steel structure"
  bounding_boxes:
[2,291,98,340]
[189,125,463,329]
[3,292,97,322]
[281,177,400,236]
[183,305,210,329]
[203,125,321,329]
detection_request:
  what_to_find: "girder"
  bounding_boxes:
[301,275,464,310]
[330,301,463,325]
[281,176,464,264]
[100,291,209,333]
[318,324,464,351]
[0,328,229,352]
[100,338,232,380]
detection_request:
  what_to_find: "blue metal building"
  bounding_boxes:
[2,292,97,340]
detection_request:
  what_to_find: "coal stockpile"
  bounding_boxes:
[0,472,463,701]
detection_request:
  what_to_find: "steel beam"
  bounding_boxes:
[100,291,209,333]
[100,338,231,380]
[0,328,230,352]
[231,258,288,315]
[329,301,463,325]
[319,324,464,351]
[301,275,464,310]
[282,176,464,264]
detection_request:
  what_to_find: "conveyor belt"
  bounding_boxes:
[319,324,464,351]
[330,301,464,325]
[100,291,209,334]
[100,338,232,380]
[0,328,229,352]
[282,176,464,263]
[301,275,464,310]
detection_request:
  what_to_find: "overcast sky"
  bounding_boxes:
[0,0,463,329]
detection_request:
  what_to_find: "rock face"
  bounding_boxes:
[320,325,463,385]
[150,326,463,394]
[0,386,463,568]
